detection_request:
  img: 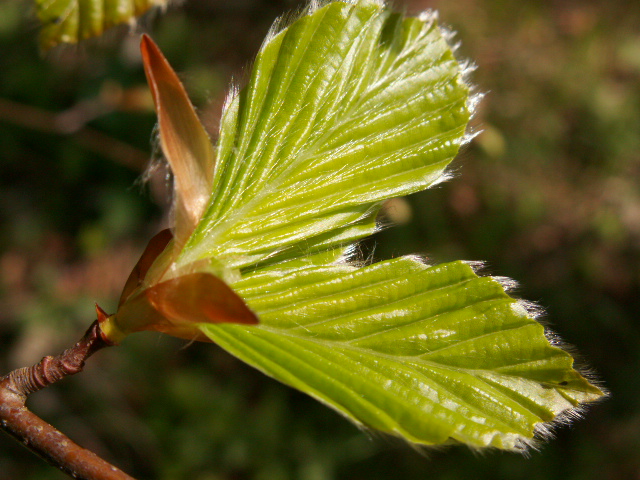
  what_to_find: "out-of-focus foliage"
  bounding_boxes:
[36,0,168,51]
[0,0,637,479]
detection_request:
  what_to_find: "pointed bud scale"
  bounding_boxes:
[147,273,258,326]
[100,228,257,344]
[96,37,261,345]
[141,34,216,250]
[95,304,110,325]
[102,272,257,344]
[118,228,173,307]
[95,303,119,345]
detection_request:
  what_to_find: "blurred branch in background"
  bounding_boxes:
[0,91,150,171]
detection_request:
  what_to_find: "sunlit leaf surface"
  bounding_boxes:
[109,0,604,449]
[202,256,601,449]
[178,1,470,269]
[163,0,605,449]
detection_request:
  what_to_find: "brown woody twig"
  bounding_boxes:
[0,314,137,480]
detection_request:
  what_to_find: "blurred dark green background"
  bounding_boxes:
[1,0,639,478]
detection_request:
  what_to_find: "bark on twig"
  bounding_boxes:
[0,319,137,480]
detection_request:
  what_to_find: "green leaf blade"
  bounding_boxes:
[141,0,604,452]
[199,257,603,450]
[179,1,471,269]
[206,4,383,224]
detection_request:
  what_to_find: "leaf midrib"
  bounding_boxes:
[192,5,358,252]
[183,7,454,265]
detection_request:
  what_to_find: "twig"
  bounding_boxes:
[0,316,137,480]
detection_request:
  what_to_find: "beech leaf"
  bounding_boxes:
[202,256,602,450]
[103,0,604,450]
[176,1,471,270]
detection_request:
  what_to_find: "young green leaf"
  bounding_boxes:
[202,257,602,450]
[176,1,470,270]
[35,0,167,51]
[104,0,604,451]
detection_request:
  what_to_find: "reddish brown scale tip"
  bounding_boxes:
[95,304,110,325]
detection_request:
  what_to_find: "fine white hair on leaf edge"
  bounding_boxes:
[440,163,461,183]
[438,25,459,50]
[431,171,455,188]
[532,402,592,446]
[221,82,239,118]
[337,243,359,264]
[467,91,485,115]
[507,299,546,323]
[459,59,478,77]
[404,254,433,269]
[491,276,519,293]
[466,128,483,145]
[462,260,487,274]
[263,0,386,47]
[418,9,439,27]
[460,128,481,147]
